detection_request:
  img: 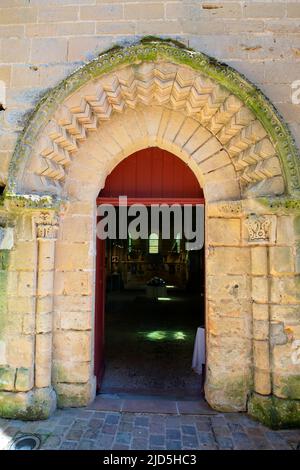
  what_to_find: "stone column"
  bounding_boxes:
[34,212,58,389]
[246,215,273,396]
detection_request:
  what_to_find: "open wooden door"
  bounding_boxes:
[94,235,106,391]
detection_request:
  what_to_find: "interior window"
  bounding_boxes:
[148,232,159,254]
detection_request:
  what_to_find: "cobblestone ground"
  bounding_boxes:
[1,408,300,450]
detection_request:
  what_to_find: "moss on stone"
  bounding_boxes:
[281,376,300,400]
[0,366,15,391]
[248,392,300,429]
[0,387,56,420]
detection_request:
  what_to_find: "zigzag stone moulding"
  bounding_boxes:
[7,39,300,199]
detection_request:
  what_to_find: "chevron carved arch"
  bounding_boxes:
[8,39,300,200]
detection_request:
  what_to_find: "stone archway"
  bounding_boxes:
[1,39,300,427]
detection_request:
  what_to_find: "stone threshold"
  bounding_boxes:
[87,393,217,415]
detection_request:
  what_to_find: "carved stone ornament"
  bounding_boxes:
[35,212,59,239]
[245,215,271,241]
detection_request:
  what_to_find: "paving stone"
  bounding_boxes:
[116,432,131,445]
[166,439,182,450]
[149,434,165,447]
[195,417,211,432]
[78,439,95,450]
[102,423,118,434]
[97,433,115,449]
[131,437,149,450]
[112,444,130,450]
[182,424,197,436]
[105,413,120,425]
[60,440,79,450]
[133,426,149,439]
[65,429,84,440]
[135,416,149,427]
[182,434,199,448]
[41,435,62,450]
[197,431,216,448]
[0,406,297,451]
[265,431,293,450]
[232,431,254,450]
[215,436,234,450]
[166,428,181,440]
[212,425,232,437]
[149,423,164,434]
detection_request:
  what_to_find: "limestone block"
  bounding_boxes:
[272,342,300,372]
[269,246,294,275]
[271,276,300,304]
[55,242,91,271]
[270,304,300,324]
[192,137,222,164]
[60,310,92,331]
[53,331,91,362]
[53,360,90,384]
[7,296,35,315]
[37,271,54,296]
[277,216,294,244]
[0,387,56,420]
[254,368,271,395]
[207,218,240,245]
[54,294,92,313]
[9,241,37,271]
[37,295,53,315]
[54,271,91,296]
[35,333,52,388]
[15,367,33,392]
[22,312,35,335]
[207,299,251,319]
[207,247,250,275]
[253,303,269,321]
[18,271,36,296]
[38,239,55,271]
[36,311,52,334]
[207,274,250,301]
[0,366,15,392]
[55,381,95,408]
[61,216,93,243]
[183,126,211,155]
[204,177,241,202]
[251,246,268,276]
[253,319,269,340]
[273,373,300,400]
[252,276,269,303]
[208,315,251,338]
[7,335,34,368]
[207,334,252,368]
[253,340,270,370]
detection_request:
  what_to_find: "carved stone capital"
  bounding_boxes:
[34,212,59,239]
[245,215,272,242]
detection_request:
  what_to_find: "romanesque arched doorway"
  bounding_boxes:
[1,40,299,427]
[94,147,205,397]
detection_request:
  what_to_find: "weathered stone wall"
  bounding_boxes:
[1,0,300,185]
[0,2,299,427]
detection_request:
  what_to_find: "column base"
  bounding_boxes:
[55,376,96,408]
[248,392,300,429]
[0,387,56,420]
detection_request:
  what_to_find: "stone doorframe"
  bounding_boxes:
[1,39,300,427]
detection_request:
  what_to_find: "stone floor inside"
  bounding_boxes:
[101,289,204,398]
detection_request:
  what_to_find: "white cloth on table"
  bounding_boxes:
[192,327,205,375]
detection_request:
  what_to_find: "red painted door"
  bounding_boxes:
[94,235,106,390]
